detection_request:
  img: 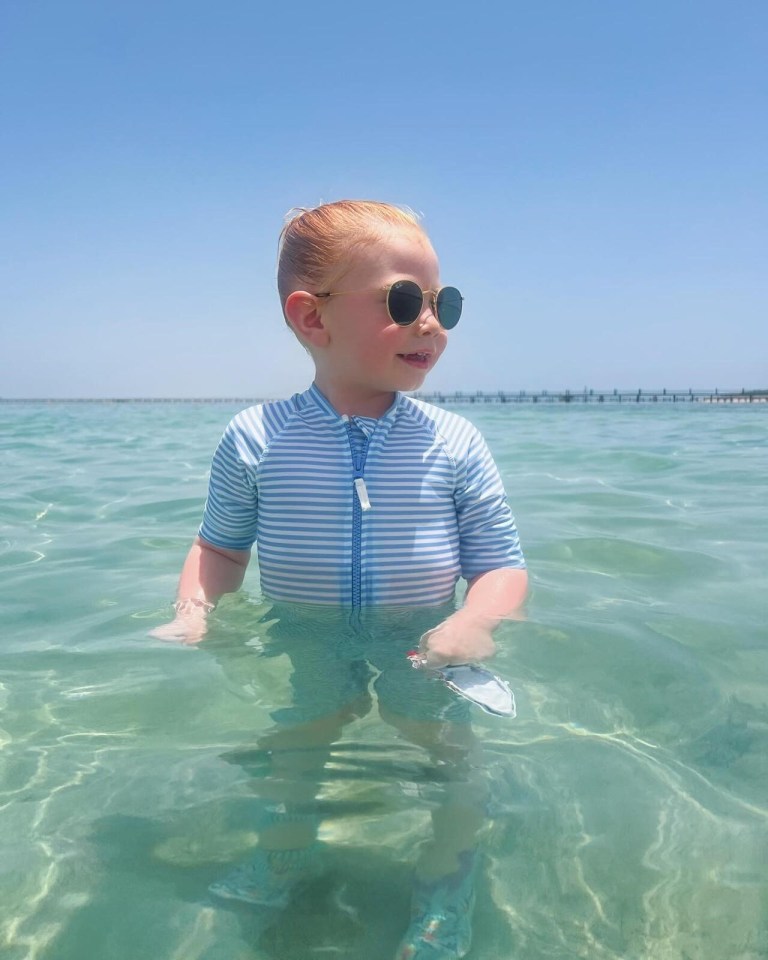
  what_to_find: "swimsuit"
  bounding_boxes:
[199,384,525,607]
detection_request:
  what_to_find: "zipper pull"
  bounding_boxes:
[354,476,372,511]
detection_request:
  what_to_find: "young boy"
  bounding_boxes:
[152,200,527,958]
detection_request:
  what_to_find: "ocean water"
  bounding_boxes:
[1,400,766,960]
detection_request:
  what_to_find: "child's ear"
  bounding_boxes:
[284,291,330,347]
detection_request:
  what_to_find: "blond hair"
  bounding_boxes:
[277,200,424,308]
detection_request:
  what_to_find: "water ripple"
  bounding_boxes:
[1,403,766,959]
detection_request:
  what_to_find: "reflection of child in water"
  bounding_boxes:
[152,201,527,958]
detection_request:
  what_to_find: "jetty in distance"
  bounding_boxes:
[413,388,768,405]
[2,388,766,405]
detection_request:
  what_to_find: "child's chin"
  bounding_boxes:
[400,369,430,390]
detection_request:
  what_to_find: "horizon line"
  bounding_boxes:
[2,387,766,404]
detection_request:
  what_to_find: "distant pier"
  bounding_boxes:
[413,388,768,405]
[1,389,766,405]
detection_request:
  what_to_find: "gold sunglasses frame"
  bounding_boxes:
[315,280,463,328]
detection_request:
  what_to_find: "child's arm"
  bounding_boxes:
[420,567,528,667]
[418,419,528,667]
[150,537,251,644]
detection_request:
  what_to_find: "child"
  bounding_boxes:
[152,200,527,958]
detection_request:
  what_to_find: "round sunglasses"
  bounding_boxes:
[316,279,463,330]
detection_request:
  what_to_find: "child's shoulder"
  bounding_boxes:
[224,394,305,444]
[400,395,483,448]
[404,397,485,460]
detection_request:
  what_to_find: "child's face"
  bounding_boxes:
[314,226,449,414]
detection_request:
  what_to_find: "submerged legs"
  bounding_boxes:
[381,710,488,959]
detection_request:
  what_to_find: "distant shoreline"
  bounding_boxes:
[2,389,766,405]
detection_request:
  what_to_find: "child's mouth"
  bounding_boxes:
[399,352,430,369]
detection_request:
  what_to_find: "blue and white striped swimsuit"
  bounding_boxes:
[199,384,525,607]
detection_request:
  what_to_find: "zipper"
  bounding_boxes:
[354,477,371,510]
[341,415,371,607]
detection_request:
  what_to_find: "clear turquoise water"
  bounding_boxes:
[1,401,766,960]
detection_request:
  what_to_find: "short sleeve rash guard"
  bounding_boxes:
[199,385,525,607]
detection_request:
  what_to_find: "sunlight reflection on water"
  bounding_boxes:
[1,402,766,959]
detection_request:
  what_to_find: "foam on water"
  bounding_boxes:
[1,401,766,959]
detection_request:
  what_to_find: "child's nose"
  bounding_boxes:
[417,299,441,334]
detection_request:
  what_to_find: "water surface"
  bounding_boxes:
[1,401,766,959]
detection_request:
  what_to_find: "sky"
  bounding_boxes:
[1,0,766,398]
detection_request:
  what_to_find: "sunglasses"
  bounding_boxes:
[316,280,463,330]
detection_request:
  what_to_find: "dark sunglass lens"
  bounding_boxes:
[387,280,423,325]
[436,287,463,329]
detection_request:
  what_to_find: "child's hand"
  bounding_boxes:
[418,609,496,668]
[149,604,210,646]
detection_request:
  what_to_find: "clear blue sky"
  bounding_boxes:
[1,0,766,398]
